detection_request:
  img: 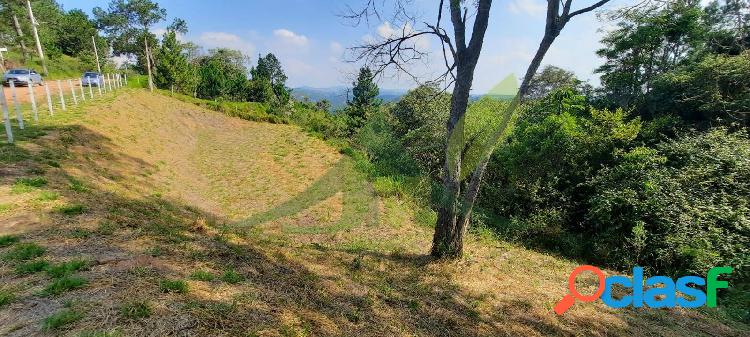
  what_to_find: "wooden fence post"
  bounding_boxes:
[28,79,38,122]
[68,79,78,106]
[79,78,86,102]
[1,86,13,143]
[57,80,66,111]
[44,82,53,115]
[9,80,24,129]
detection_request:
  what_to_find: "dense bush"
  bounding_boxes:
[481,92,749,282]
[587,128,750,278]
[390,84,451,177]
[481,95,641,229]
[649,51,750,125]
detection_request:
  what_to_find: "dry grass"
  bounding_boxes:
[0,90,747,336]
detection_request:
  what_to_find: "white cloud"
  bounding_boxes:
[195,32,256,55]
[507,0,546,17]
[273,29,309,47]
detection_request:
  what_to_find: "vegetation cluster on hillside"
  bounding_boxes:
[1,0,748,323]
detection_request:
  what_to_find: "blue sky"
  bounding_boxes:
[58,0,623,93]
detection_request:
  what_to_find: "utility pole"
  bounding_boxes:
[92,36,101,74]
[12,14,29,62]
[0,48,5,72]
[145,36,154,92]
[26,0,48,76]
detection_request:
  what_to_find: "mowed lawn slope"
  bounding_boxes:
[0,90,746,336]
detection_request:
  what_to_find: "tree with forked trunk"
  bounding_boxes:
[346,0,612,258]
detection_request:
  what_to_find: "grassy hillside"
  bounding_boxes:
[0,90,747,336]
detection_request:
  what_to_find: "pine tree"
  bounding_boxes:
[154,30,195,95]
[346,67,380,132]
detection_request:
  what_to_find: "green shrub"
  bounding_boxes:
[220,269,244,284]
[57,204,86,215]
[41,276,88,296]
[0,288,15,307]
[119,300,151,319]
[373,176,406,197]
[15,259,49,275]
[37,191,60,201]
[68,178,89,193]
[11,177,47,193]
[42,309,83,330]
[189,270,215,281]
[0,235,19,247]
[3,243,45,261]
[159,279,188,293]
[587,129,750,278]
[46,259,89,278]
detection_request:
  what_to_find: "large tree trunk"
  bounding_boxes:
[432,67,473,258]
[12,14,29,62]
[430,0,609,259]
[431,0,492,258]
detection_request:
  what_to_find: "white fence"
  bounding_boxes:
[2,73,126,144]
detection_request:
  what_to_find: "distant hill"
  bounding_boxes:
[292,86,407,110]
[292,85,513,111]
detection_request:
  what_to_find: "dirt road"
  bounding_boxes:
[1,79,106,106]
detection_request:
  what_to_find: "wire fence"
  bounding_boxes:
[1,73,127,143]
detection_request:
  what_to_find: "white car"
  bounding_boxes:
[2,68,43,86]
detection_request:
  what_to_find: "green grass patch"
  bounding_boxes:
[220,269,244,284]
[3,242,45,261]
[42,308,84,330]
[68,178,89,193]
[57,203,86,215]
[0,234,20,247]
[11,177,48,194]
[97,221,117,235]
[0,203,13,215]
[159,279,188,293]
[68,228,92,239]
[46,259,89,278]
[40,276,88,296]
[189,270,215,282]
[119,300,152,319]
[37,191,60,201]
[0,288,15,308]
[15,259,49,276]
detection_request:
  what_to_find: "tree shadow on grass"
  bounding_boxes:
[233,157,379,234]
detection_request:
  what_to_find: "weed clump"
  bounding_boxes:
[0,235,19,247]
[15,259,49,276]
[3,243,45,261]
[220,269,244,284]
[42,308,83,330]
[189,270,214,282]
[57,203,86,215]
[12,177,47,193]
[159,279,188,293]
[40,276,88,296]
[0,288,15,307]
[120,300,152,319]
[46,259,89,278]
